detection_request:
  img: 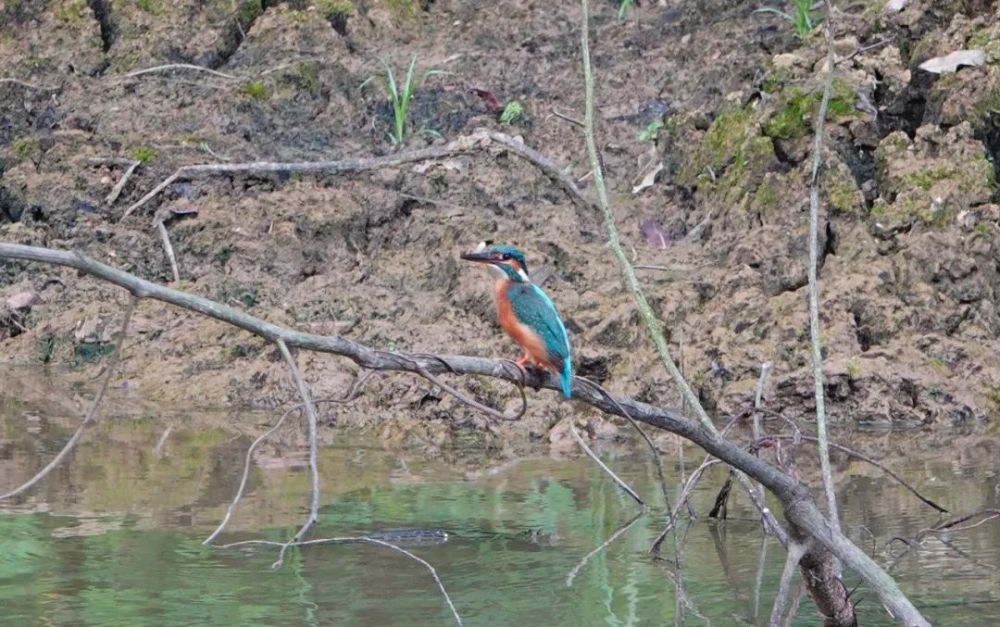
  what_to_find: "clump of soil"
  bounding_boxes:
[2,0,998,446]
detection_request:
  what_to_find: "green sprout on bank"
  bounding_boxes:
[499,100,524,125]
[754,0,823,40]
[361,54,448,145]
[639,118,665,142]
[132,145,157,163]
[241,80,271,102]
[617,0,633,21]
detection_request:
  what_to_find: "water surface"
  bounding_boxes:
[2,369,998,625]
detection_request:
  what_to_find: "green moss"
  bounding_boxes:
[132,145,157,163]
[237,0,263,24]
[847,360,861,379]
[241,80,271,102]
[765,88,812,139]
[137,0,165,15]
[55,0,88,24]
[289,61,321,96]
[928,357,951,374]
[386,0,418,15]
[10,136,41,163]
[751,177,781,214]
[315,0,354,20]
[983,383,1000,414]
[765,79,858,140]
[823,166,862,214]
[974,221,992,235]
[679,106,753,184]
[967,29,1000,64]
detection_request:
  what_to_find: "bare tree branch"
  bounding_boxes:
[271,338,322,570]
[769,540,809,626]
[120,130,595,218]
[762,435,948,513]
[0,295,137,500]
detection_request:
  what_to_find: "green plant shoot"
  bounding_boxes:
[499,101,524,125]
[639,118,665,142]
[361,54,448,145]
[754,0,823,40]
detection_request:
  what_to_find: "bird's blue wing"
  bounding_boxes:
[509,283,573,396]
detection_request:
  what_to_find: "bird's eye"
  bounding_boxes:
[501,253,511,260]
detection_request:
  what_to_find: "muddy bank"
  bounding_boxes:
[2,0,999,447]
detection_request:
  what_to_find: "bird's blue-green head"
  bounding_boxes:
[460,243,530,283]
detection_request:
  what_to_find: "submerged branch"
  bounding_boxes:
[222,537,462,625]
[0,296,137,500]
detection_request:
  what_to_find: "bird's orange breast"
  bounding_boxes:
[493,280,556,372]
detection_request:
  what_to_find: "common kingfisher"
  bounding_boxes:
[461,243,573,398]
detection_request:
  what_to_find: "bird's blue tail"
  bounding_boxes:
[561,360,573,398]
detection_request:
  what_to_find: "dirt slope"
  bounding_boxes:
[2,0,998,447]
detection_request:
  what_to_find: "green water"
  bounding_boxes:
[2,371,998,625]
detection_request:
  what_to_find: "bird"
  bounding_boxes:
[460,243,573,398]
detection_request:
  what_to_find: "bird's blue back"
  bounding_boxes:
[507,282,573,397]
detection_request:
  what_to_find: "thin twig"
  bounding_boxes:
[753,534,770,623]
[751,362,774,531]
[0,77,58,90]
[414,362,525,422]
[552,109,585,128]
[272,339,322,570]
[154,220,181,282]
[123,64,237,80]
[565,511,645,586]
[578,377,671,511]
[835,37,893,66]
[203,405,297,545]
[570,424,646,508]
[808,0,842,539]
[768,540,809,626]
[121,130,595,218]
[220,537,462,625]
[0,296,137,500]
[106,159,141,205]
[649,458,721,553]
[763,435,948,513]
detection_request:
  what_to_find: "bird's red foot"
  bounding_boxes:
[516,354,530,367]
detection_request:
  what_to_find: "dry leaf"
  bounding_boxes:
[632,161,664,194]
[918,49,986,74]
[641,218,670,249]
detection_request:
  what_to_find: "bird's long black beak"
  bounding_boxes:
[460,251,497,264]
